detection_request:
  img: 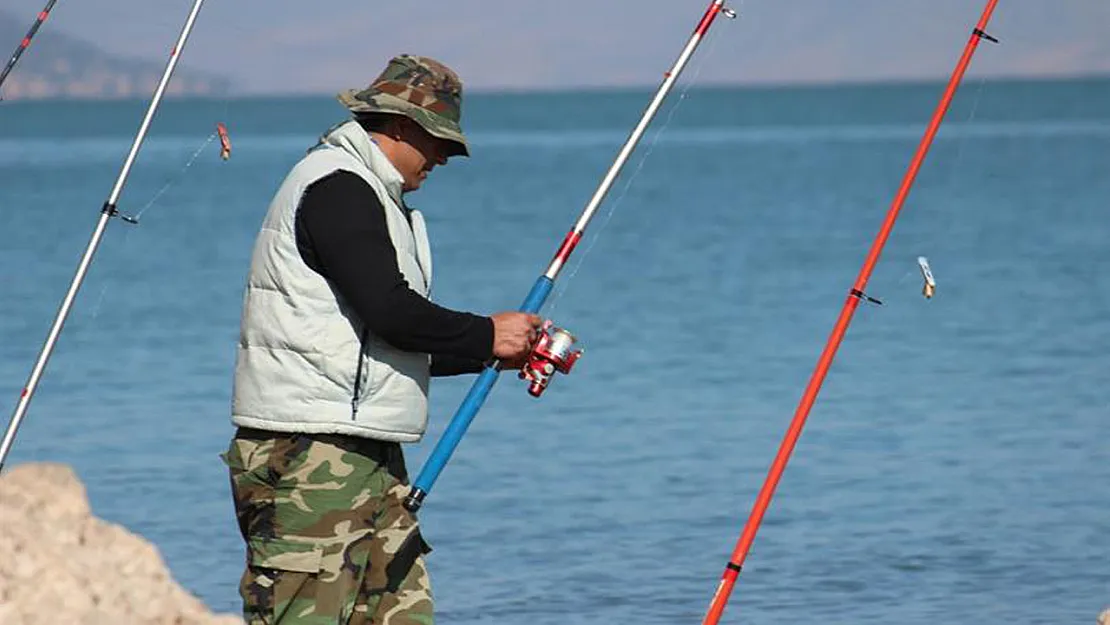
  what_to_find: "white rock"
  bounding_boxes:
[0,462,241,625]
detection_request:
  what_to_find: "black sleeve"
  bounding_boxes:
[430,354,488,377]
[295,170,494,361]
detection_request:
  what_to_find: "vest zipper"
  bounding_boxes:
[351,328,369,419]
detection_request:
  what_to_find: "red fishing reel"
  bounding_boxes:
[518,320,583,398]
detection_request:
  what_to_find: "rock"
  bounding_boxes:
[0,462,241,625]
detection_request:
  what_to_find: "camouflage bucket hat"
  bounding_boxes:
[338,54,469,157]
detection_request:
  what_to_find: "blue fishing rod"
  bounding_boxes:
[404,0,738,512]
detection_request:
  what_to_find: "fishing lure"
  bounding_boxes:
[918,256,936,298]
[1,0,207,472]
[700,3,1001,623]
[217,123,231,160]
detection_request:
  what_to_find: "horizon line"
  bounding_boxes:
[2,70,1108,103]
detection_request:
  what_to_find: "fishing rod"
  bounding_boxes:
[0,0,60,97]
[404,0,739,512]
[0,0,207,473]
[700,1,1001,622]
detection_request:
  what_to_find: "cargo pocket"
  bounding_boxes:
[225,439,280,544]
[241,536,325,624]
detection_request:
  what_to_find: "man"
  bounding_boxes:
[222,55,541,624]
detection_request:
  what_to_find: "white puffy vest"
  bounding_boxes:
[231,121,435,442]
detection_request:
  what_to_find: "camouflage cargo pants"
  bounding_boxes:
[222,427,433,625]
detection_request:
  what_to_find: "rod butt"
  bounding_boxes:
[404,487,426,512]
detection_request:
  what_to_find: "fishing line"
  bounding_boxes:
[545,12,733,316]
[131,130,220,222]
[889,75,990,299]
[4,1,233,331]
[82,130,222,323]
[896,4,993,298]
[700,3,1002,621]
[94,118,227,310]
[405,0,740,511]
[0,0,208,471]
[871,4,993,303]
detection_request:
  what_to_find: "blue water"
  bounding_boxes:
[1,78,1108,624]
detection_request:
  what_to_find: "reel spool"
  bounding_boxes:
[518,320,583,397]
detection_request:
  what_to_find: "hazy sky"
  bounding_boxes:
[8,0,1110,94]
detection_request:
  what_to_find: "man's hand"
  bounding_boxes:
[490,312,542,362]
[497,354,531,372]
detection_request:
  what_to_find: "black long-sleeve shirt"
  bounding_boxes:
[294,170,492,376]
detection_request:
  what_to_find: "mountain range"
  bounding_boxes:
[1,1,1107,99]
[0,10,229,100]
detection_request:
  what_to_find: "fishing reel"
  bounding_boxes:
[517,320,583,398]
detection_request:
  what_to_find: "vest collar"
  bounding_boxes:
[322,121,405,205]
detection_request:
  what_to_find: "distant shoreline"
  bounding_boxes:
[2,71,1107,103]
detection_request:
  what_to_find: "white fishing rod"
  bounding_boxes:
[405,0,739,512]
[0,0,207,473]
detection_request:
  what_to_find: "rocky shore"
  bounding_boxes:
[1,462,1105,624]
[0,462,240,625]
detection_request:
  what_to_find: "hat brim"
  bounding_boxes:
[338,89,469,158]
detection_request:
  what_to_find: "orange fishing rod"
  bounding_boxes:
[701,1,1000,623]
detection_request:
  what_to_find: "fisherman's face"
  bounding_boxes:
[393,118,450,192]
